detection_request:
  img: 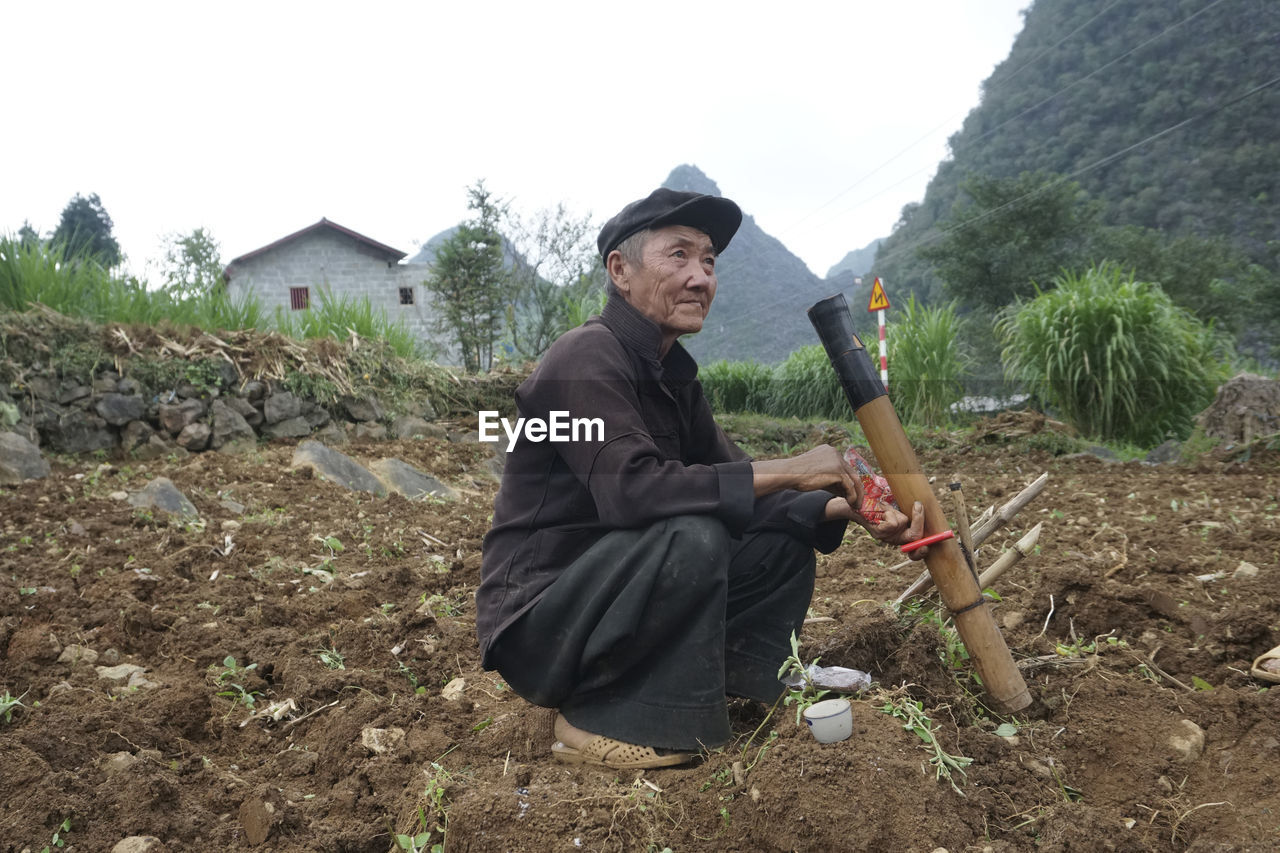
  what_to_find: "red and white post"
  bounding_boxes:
[866,277,891,391]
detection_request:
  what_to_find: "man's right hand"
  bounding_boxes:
[751,444,863,504]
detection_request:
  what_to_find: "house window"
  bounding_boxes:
[290,287,310,310]
[398,286,415,306]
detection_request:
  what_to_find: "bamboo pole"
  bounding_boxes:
[977,523,1042,590]
[949,480,975,571]
[857,397,1031,712]
[896,473,1049,603]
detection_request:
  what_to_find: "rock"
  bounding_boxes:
[263,416,311,439]
[57,384,92,405]
[1144,440,1182,465]
[116,377,144,396]
[419,398,438,420]
[1169,719,1205,763]
[290,441,386,495]
[58,644,99,665]
[25,374,57,400]
[312,424,348,445]
[133,434,178,461]
[391,415,437,439]
[341,394,383,422]
[1234,561,1260,579]
[300,401,331,429]
[224,396,263,427]
[355,422,387,441]
[1001,611,1026,630]
[361,726,407,754]
[93,373,120,394]
[241,380,268,403]
[210,399,256,451]
[0,431,50,484]
[369,458,458,501]
[158,399,206,435]
[111,837,169,853]
[120,420,156,453]
[95,393,146,426]
[102,751,140,774]
[110,490,129,501]
[263,391,301,425]
[96,663,148,684]
[128,477,199,519]
[441,677,467,702]
[44,410,115,454]
[176,422,211,451]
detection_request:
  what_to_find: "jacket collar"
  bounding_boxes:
[600,292,698,385]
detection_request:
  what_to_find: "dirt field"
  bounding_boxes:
[1,423,1277,852]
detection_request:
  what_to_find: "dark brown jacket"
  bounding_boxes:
[476,295,847,662]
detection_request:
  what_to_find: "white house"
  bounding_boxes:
[222,218,443,353]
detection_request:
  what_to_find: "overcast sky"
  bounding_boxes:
[4,1,1028,280]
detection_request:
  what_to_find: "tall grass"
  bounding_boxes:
[997,263,1229,445]
[273,284,423,359]
[699,358,773,413]
[886,296,968,426]
[766,345,848,420]
[1,236,420,358]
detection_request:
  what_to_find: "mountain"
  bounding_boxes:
[871,0,1280,303]
[827,238,882,281]
[662,165,844,364]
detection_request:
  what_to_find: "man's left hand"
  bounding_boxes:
[825,497,929,560]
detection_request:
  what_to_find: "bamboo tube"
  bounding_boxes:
[856,396,1032,712]
[949,480,975,571]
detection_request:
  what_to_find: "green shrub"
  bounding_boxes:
[700,358,773,413]
[997,263,1229,445]
[886,296,968,426]
[273,284,424,360]
[766,345,848,420]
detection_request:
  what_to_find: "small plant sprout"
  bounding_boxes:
[315,644,346,670]
[1,690,28,723]
[876,688,973,795]
[777,631,830,724]
[212,656,261,708]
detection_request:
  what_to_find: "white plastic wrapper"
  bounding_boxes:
[782,663,872,693]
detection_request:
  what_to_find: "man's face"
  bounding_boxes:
[613,225,717,344]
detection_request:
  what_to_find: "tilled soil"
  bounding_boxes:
[1,429,1277,852]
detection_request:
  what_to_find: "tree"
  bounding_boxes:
[426,182,508,372]
[17,221,41,249]
[920,171,1100,310]
[51,193,122,267]
[502,203,599,360]
[159,227,223,299]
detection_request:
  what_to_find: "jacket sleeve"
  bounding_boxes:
[515,330,755,534]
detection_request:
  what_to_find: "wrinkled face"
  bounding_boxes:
[609,225,717,351]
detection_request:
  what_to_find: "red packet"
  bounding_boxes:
[843,447,897,524]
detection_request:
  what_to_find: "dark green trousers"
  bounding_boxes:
[487,515,816,751]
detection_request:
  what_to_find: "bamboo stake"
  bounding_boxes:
[949,480,975,570]
[976,523,1042,589]
[895,473,1049,603]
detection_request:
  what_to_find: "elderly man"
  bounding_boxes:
[476,188,923,770]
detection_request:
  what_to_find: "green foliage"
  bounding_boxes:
[886,296,969,426]
[875,689,973,795]
[0,689,27,723]
[502,203,599,359]
[51,193,121,268]
[765,345,847,420]
[158,227,223,299]
[919,171,1100,310]
[777,631,830,724]
[998,264,1229,445]
[699,358,773,414]
[427,182,508,372]
[273,283,422,360]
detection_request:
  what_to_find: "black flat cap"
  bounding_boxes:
[597,188,743,259]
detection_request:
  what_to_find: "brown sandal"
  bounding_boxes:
[552,735,692,770]
[1251,643,1280,684]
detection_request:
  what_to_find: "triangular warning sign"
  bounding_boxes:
[867,277,891,312]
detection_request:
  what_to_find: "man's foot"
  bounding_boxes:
[551,713,693,770]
